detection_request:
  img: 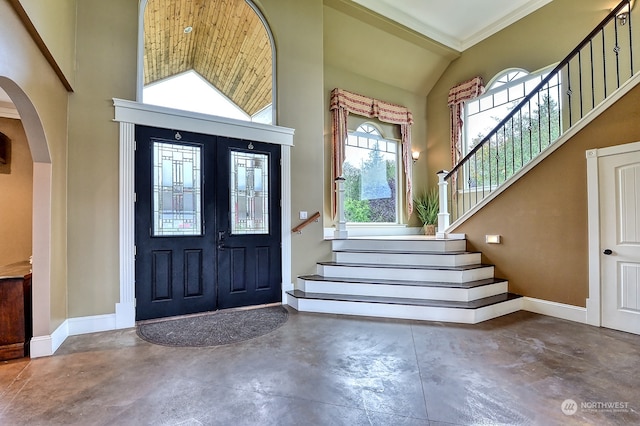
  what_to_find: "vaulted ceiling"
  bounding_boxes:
[143,0,273,116]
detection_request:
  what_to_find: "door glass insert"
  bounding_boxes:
[230,150,269,234]
[152,141,202,236]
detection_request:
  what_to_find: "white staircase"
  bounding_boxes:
[286,236,522,324]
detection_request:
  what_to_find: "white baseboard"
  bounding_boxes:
[30,320,69,358]
[67,314,117,336]
[30,311,129,358]
[30,335,54,358]
[522,297,587,324]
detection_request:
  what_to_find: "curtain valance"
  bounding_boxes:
[448,76,485,167]
[330,88,414,217]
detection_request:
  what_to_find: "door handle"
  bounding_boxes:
[218,231,226,250]
[603,249,613,255]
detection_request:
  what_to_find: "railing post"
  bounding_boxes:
[334,177,348,239]
[436,170,450,238]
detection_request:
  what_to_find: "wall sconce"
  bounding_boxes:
[411,151,420,163]
[617,0,634,25]
[485,234,501,244]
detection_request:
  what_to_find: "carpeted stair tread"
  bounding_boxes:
[299,275,507,289]
[318,261,493,271]
[288,290,521,309]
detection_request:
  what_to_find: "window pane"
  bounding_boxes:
[344,138,398,224]
[153,142,202,236]
[230,151,269,234]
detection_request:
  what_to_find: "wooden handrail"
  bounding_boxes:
[292,212,320,233]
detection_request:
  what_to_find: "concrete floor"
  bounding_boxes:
[0,309,638,425]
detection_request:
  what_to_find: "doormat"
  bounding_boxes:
[136,305,288,347]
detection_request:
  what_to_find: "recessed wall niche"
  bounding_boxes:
[0,131,10,174]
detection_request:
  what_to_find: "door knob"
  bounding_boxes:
[603,249,613,255]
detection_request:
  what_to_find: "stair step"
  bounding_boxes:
[298,275,506,289]
[317,261,495,283]
[286,290,523,324]
[297,275,508,302]
[333,249,481,267]
[332,237,466,253]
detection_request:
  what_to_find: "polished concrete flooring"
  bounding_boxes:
[0,309,638,425]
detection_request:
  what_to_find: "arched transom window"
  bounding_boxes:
[140,0,275,124]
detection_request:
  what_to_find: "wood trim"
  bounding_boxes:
[292,212,320,234]
[7,0,73,92]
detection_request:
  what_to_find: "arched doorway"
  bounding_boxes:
[0,77,53,356]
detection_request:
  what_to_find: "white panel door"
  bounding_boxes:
[600,150,640,335]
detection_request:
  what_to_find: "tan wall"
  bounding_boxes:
[65,0,329,315]
[67,0,138,317]
[426,0,614,187]
[425,0,639,307]
[0,1,71,333]
[0,118,32,265]
[18,0,77,87]
[323,65,429,228]
[63,0,452,314]
[322,1,454,230]
[455,84,640,306]
[258,0,329,280]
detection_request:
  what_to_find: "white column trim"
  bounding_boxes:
[585,140,640,327]
[586,148,601,326]
[117,121,136,328]
[281,145,293,300]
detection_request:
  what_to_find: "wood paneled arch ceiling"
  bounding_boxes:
[143,0,273,116]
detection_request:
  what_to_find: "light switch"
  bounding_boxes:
[299,211,308,220]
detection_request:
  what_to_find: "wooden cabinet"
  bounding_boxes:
[0,261,32,361]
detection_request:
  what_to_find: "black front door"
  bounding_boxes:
[134,126,281,320]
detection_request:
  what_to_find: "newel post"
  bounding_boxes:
[334,177,348,239]
[436,170,450,237]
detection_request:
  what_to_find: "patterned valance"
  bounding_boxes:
[448,76,485,167]
[330,88,414,217]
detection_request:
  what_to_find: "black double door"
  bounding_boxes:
[134,126,281,321]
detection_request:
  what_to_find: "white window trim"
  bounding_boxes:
[344,123,403,225]
[463,65,558,158]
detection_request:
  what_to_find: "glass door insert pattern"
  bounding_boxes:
[152,141,202,236]
[230,150,269,234]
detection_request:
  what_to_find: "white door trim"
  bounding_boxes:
[586,140,640,327]
[113,99,294,327]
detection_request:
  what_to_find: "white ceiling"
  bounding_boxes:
[351,0,553,51]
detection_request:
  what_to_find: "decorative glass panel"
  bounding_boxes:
[231,150,269,234]
[152,142,202,236]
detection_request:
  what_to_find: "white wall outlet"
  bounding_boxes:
[299,211,308,220]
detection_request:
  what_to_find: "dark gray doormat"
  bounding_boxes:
[136,305,288,347]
